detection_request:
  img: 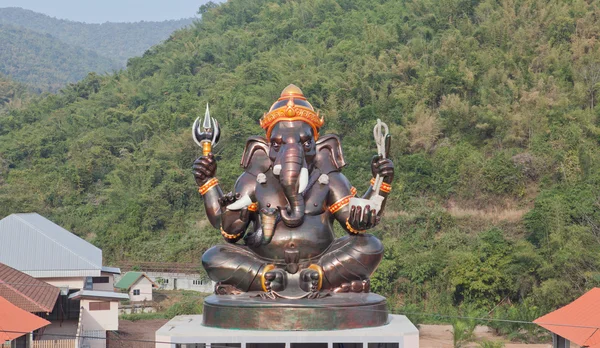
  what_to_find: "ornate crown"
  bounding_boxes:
[260,84,324,140]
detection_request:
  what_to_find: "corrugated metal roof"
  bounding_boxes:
[114,272,143,290]
[101,266,121,274]
[0,297,50,342]
[114,272,159,290]
[0,213,102,277]
[0,262,60,313]
[534,287,600,347]
[68,290,129,301]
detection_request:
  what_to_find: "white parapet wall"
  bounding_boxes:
[155,314,419,348]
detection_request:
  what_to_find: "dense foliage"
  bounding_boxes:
[0,74,28,113]
[0,7,195,65]
[1,0,600,334]
[0,23,120,92]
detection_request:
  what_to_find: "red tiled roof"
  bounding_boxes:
[0,297,50,342]
[534,288,600,348]
[0,262,59,313]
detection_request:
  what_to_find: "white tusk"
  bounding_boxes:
[226,194,253,211]
[272,164,282,176]
[298,167,309,193]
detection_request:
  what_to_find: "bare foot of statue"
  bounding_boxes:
[333,279,370,293]
[264,268,287,292]
[299,268,321,293]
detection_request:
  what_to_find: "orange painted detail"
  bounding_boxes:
[370,178,391,193]
[0,297,50,342]
[345,218,365,234]
[248,202,258,212]
[220,227,242,240]
[260,84,324,140]
[198,178,219,195]
[329,187,357,214]
[534,288,600,347]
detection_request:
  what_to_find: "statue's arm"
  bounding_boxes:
[201,182,225,229]
[361,155,394,216]
[218,172,257,243]
[327,172,363,234]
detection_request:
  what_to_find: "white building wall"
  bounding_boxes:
[129,277,153,302]
[39,276,85,290]
[92,273,115,292]
[80,299,119,331]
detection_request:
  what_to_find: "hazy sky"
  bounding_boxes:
[0,0,205,23]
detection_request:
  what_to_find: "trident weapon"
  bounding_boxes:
[371,119,390,196]
[192,103,221,156]
[349,119,390,214]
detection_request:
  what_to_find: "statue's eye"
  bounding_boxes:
[303,140,312,149]
[271,141,280,150]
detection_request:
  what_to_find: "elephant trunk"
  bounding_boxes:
[277,143,306,228]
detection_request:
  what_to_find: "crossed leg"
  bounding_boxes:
[318,234,384,292]
[202,234,384,293]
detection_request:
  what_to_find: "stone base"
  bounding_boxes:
[156,314,419,348]
[202,293,388,331]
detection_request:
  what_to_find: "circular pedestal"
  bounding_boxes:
[202,293,388,331]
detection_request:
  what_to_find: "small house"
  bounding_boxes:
[534,287,600,348]
[115,271,159,302]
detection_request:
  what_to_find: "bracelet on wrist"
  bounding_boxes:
[198,178,219,195]
[345,218,365,234]
[220,227,243,240]
[370,178,392,193]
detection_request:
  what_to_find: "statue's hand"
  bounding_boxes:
[221,206,251,235]
[218,191,239,207]
[348,205,380,231]
[371,155,394,184]
[193,153,217,186]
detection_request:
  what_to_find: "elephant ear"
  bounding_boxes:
[315,134,346,174]
[241,136,271,176]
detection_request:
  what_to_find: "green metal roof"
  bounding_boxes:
[114,271,144,290]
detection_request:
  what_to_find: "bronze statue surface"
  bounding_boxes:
[193,84,394,330]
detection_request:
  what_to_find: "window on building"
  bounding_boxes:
[89,302,110,311]
[164,279,169,284]
[133,289,140,296]
[84,277,93,290]
[193,280,203,285]
[92,277,110,284]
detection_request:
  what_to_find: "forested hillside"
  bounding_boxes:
[1,0,600,335]
[0,7,195,65]
[0,74,28,113]
[0,23,120,92]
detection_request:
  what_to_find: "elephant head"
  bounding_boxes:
[241,126,345,228]
[239,84,346,228]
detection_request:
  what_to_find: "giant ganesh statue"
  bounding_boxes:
[193,84,395,330]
